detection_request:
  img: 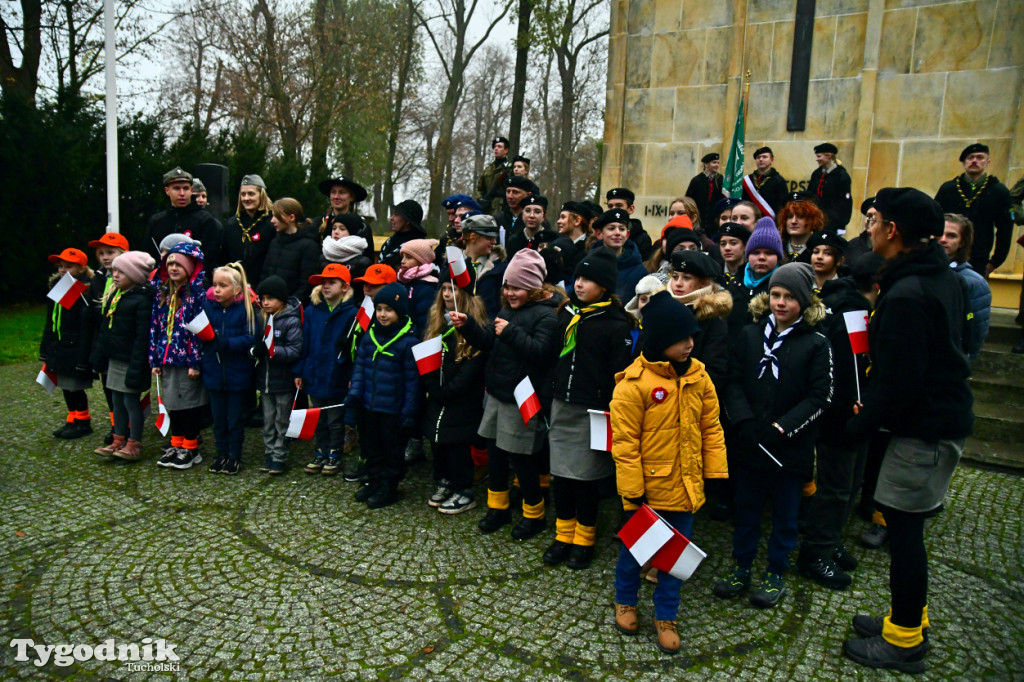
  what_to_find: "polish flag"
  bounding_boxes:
[185,310,215,341]
[617,504,674,566]
[513,376,542,425]
[355,295,374,331]
[651,526,707,580]
[286,408,321,440]
[36,364,58,394]
[264,314,275,357]
[588,409,612,451]
[446,246,472,289]
[47,272,88,310]
[412,336,443,375]
[155,397,170,436]
[843,310,870,354]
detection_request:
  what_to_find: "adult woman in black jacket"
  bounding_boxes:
[223,175,275,284]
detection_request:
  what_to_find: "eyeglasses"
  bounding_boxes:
[864,217,882,227]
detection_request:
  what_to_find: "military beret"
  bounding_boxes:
[561,201,591,219]
[670,249,722,281]
[814,142,838,155]
[240,174,266,189]
[593,209,631,232]
[786,190,818,205]
[522,195,548,210]
[443,194,475,210]
[717,222,751,243]
[804,231,848,257]
[714,197,741,214]
[959,143,989,162]
[860,196,876,216]
[873,187,944,241]
[513,155,531,166]
[507,176,534,192]
[606,187,636,203]
[701,152,720,163]
[318,176,368,202]
[163,167,192,186]
[753,146,773,158]
[491,136,510,148]
[665,228,701,254]
[583,200,604,219]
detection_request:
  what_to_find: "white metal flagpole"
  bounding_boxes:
[104,0,120,234]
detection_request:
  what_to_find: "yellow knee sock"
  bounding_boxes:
[539,473,551,489]
[882,616,924,647]
[573,523,596,547]
[487,489,510,511]
[921,605,930,629]
[555,518,576,544]
[872,510,887,526]
[523,499,545,519]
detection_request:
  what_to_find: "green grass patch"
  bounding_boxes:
[0,303,45,365]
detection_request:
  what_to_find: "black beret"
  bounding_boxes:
[491,136,510,147]
[583,200,604,219]
[666,228,701,254]
[959,143,989,162]
[670,250,721,281]
[786,190,819,205]
[561,201,591,218]
[814,142,838,155]
[605,187,636,203]
[714,197,741,214]
[717,222,751,243]
[753,146,773,157]
[873,187,944,240]
[804,231,848,257]
[701,152,720,163]
[593,209,631,232]
[513,155,531,165]
[506,176,534,192]
[522,194,548,210]
[860,196,876,216]
[849,252,886,285]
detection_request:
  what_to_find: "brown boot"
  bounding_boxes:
[654,619,680,654]
[112,439,142,462]
[614,603,639,635]
[95,435,126,457]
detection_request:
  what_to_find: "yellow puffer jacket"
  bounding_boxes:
[610,353,728,512]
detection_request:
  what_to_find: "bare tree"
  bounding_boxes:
[0,0,43,104]
[507,0,531,155]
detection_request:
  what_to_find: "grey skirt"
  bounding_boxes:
[55,373,92,391]
[104,359,151,393]
[158,365,209,411]
[549,399,614,481]
[477,393,546,455]
[875,436,963,514]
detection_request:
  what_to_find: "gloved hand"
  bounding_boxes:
[345,395,363,411]
[625,494,648,507]
[734,419,758,451]
[251,341,269,359]
[757,422,785,451]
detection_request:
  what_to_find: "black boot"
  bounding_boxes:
[542,540,572,566]
[511,516,546,541]
[843,635,926,674]
[566,545,595,570]
[797,554,852,589]
[366,482,399,509]
[478,508,511,533]
[355,481,381,503]
[58,419,93,439]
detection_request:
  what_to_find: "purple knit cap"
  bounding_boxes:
[745,217,784,259]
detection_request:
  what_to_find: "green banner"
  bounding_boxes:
[723,97,745,199]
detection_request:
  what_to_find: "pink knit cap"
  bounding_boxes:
[111,251,156,285]
[400,238,438,266]
[503,248,547,290]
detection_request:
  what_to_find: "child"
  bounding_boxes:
[397,238,440,332]
[624,274,667,319]
[545,246,633,569]
[262,197,321,304]
[715,262,833,608]
[421,266,488,514]
[201,262,258,474]
[803,231,847,292]
[92,251,156,460]
[41,248,95,439]
[296,264,357,476]
[610,291,726,654]
[345,282,421,508]
[253,275,304,474]
[149,242,210,469]
[777,200,826,263]
[86,232,130,444]
[591,209,648,301]
[667,250,732,391]
[321,212,370,293]
[453,249,561,540]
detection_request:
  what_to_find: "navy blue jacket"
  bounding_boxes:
[403,277,438,333]
[201,294,257,392]
[294,291,357,400]
[614,241,649,303]
[346,317,420,419]
[254,297,304,394]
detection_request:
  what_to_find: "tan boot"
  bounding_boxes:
[614,603,639,635]
[113,439,142,462]
[654,619,680,654]
[95,434,126,457]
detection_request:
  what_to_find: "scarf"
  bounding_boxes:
[439,324,457,352]
[757,314,803,380]
[322,234,368,263]
[237,208,271,242]
[368,317,413,360]
[743,264,774,290]
[398,262,438,284]
[560,300,612,357]
[105,289,125,328]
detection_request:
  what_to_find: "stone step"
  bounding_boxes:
[972,400,1024,444]
[986,308,1020,345]
[973,341,1024,375]
[969,370,1024,405]
[963,437,1024,470]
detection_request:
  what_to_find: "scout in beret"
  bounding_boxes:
[512,155,531,178]
[747,147,789,216]
[717,221,751,283]
[800,230,848,290]
[686,153,724,231]
[809,142,853,233]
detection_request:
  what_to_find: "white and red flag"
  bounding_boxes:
[356,295,374,332]
[36,364,58,394]
[184,310,215,342]
[263,314,275,357]
[411,336,443,375]
[47,272,88,310]
[651,526,707,580]
[286,408,321,440]
[513,376,542,425]
[843,310,870,354]
[155,397,170,436]
[446,246,472,289]
[742,175,776,219]
[588,409,612,451]
[617,504,674,566]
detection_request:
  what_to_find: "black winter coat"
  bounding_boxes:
[254,297,304,394]
[818,278,871,445]
[505,226,559,259]
[85,268,113,372]
[146,203,224,273]
[846,240,974,442]
[422,328,488,443]
[550,301,634,410]
[224,210,275,284]
[678,287,733,393]
[809,164,853,232]
[744,168,788,215]
[724,296,833,479]
[261,226,321,305]
[40,271,94,379]
[378,226,426,270]
[629,218,654,261]
[685,172,724,233]
[725,265,775,341]
[460,294,562,404]
[91,283,155,391]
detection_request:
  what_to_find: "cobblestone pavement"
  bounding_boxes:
[1,362,1022,681]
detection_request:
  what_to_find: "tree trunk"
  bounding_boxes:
[0,0,43,104]
[255,0,298,161]
[508,0,531,155]
[383,0,416,218]
[554,43,575,206]
[307,0,331,181]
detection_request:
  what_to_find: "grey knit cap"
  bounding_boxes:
[769,262,815,311]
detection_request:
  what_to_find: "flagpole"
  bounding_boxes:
[853,355,861,404]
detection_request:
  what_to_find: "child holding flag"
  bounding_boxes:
[252,275,305,475]
[86,232,130,444]
[544,246,633,570]
[92,251,156,460]
[420,266,488,514]
[295,264,358,476]
[41,248,95,439]
[452,249,562,540]
[200,263,258,474]
[345,283,421,509]
[610,291,726,654]
[149,242,210,470]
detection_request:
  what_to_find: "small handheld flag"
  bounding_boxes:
[843,310,870,355]
[513,376,542,425]
[185,310,215,342]
[411,336,443,375]
[47,272,88,310]
[617,504,674,566]
[588,409,612,451]
[356,296,374,332]
[36,364,58,394]
[651,524,707,580]
[155,376,170,436]
[446,246,472,289]
[286,408,321,440]
[264,314,275,357]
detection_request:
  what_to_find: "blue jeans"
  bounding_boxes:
[732,465,803,574]
[208,389,246,459]
[614,509,694,621]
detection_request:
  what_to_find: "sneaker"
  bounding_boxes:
[860,524,888,549]
[321,450,342,476]
[478,508,511,534]
[833,544,859,571]
[222,458,240,475]
[304,451,327,474]
[851,615,930,649]
[749,572,787,608]
[268,461,285,475]
[258,457,273,473]
[510,516,546,541]
[428,479,453,507]
[438,492,476,515]
[208,456,227,474]
[713,565,751,599]
[654,619,680,655]
[843,634,927,674]
[404,437,425,463]
[168,448,201,470]
[797,555,852,589]
[343,456,367,482]
[157,447,181,468]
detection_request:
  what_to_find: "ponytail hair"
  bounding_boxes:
[215,262,257,333]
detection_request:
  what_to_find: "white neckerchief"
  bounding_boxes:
[758,314,803,380]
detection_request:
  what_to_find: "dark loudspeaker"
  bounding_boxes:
[193,163,230,218]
